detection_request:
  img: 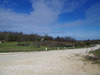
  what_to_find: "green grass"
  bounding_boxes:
[90,49,100,57]
[86,49,100,64]
[0,42,58,52]
[0,42,86,53]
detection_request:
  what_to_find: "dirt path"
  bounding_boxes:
[0,45,100,75]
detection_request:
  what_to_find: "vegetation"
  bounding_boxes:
[0,42,55,52]
[0,31,76,42]
[0,41,86,52]
[86,49,100,64]
[0,31,100,52]
[90,49,100,57]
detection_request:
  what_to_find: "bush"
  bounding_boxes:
[86,49,100,63]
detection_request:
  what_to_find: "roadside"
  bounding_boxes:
[85,48,100,64]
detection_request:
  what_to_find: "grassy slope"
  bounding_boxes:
[0,42,59,52]
[0,42,41,52]
[90,49,100,57]
[86,49,100,64]
[0,42,85,52]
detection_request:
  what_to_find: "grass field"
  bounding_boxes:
[0,42,57,52]
[0,42,85,52]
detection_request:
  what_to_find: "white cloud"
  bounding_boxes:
[62,0,87,13]
[0,0,99,38]
[50,2,100,39]
[59,2,100,28]
[86,3,100,23]
[0,0,87,32]
[0,0,16,8]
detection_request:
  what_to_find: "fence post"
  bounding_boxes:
[45,47,47,51]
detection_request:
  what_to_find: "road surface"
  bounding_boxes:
[0,45,100,75]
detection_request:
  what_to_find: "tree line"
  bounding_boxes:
[0,31,100,47]
[0,31,76,42]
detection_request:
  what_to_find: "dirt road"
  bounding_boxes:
[0,45,100,75]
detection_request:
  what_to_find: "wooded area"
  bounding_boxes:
[0,31,100,47]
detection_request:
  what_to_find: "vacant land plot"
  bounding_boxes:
[0,42,85,52]
[0,45,100,75]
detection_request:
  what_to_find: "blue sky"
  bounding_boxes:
[0,0,100,40]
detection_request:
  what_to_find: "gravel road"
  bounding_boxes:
[0,45,100,75]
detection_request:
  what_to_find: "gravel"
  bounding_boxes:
[0,45,100,75]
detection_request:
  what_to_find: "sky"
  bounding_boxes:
[0,0,100,40]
